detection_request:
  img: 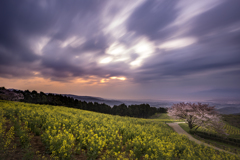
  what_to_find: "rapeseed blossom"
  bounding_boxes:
[0,100,239,159]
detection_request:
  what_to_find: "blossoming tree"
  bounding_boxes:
[168,102,226,134]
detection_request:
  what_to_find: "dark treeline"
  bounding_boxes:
[11,89,167,118]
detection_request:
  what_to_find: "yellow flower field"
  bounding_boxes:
[0,100,239,159]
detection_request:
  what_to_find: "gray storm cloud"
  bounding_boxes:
[0,0,239,100]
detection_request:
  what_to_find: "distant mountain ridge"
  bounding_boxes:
[63,94,105,101]
[217,107,240,115]
[62,94,124,107]
[61,94,240,114]
[3,87,240,114]
[60,94,177,108]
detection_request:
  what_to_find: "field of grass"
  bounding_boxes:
[188,120,240,139]
[0,100,239,159]
[179,123,240,154]
[222,114,240,129]
[195,124,240,139]
[178,123,191,133]
[148,113,183,123]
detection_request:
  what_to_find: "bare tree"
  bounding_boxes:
[168,102,226,134]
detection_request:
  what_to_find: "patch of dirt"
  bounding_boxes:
[0,121,24,160]
[30,135,46,154]
[29,133,53,160]
[73,151,88,160]
[5,119,12,132]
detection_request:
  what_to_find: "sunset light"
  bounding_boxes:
[0,0,239,101]
[99,57,113,64]
[101,76,126,83]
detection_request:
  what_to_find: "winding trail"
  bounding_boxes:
[167,122,238,156]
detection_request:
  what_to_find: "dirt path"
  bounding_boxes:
[167,122,238,156]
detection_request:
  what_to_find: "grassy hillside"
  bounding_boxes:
[193,123,240,139]
[148,113,184,123]
[222,114,240,129]
[149,113,171,119]
[0,100,239,159]
[179,122,240,154]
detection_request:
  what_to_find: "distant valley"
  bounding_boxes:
[3,88,240,115]
[62,94,176,108]
[63,94,240,115]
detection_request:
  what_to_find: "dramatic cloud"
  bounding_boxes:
[126,0,178,40]
[0,0,239,101]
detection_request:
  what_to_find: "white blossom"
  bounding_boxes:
[168,102,226,135]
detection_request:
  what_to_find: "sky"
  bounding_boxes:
[0,0,240,102]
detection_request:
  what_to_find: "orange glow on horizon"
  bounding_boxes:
[0,75,129,99]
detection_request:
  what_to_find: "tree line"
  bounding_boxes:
[10,89,167,118]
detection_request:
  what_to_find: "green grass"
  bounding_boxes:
[222,114,240,129]
[179,123,240,154]
[156,113,171,119]
[178,123,191,133]
[148,113,184,122]
[148,113,168,119]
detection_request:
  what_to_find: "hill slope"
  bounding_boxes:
[0,100,239,159]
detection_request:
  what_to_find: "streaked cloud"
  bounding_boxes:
[159,37,197,50]
[0,0,239,101]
